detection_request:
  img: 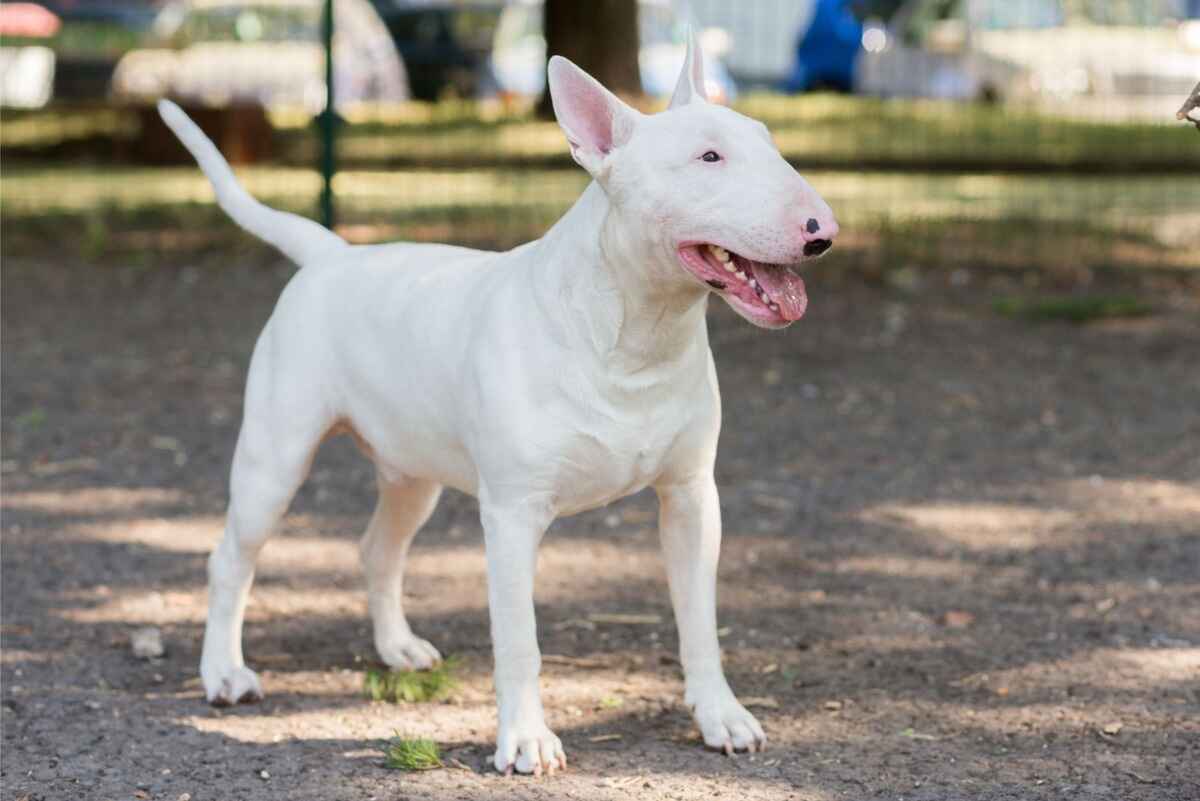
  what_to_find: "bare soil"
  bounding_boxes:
[3,251,1198,801]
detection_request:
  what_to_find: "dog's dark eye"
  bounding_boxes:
[701,151,722,163]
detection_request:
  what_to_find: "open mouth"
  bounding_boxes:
[678,243,810,326]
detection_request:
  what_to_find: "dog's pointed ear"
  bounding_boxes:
[548,56,638,177]
[669,25,708,109]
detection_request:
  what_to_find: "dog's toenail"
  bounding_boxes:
[806,218,820,234]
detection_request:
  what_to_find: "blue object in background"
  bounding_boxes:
[783,0,863,93]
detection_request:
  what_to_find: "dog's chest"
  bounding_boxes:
[546,379,700,516]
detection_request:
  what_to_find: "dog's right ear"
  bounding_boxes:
[547,56,639,177]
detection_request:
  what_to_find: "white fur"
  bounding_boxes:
[161,30,836,775]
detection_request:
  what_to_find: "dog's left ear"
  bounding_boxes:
[548,56,639,177]
[669,26,708,109]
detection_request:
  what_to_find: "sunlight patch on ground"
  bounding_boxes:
[861,478,1200,553]
[49,514,669,625]
[0,648,50,665]
[74,516,223,554]
[952,647,1200,696]
[927,699,1165,739]
[834,555,978,579]
[183,703,415,743]
[1114,648,1200,683]
[1054,478,1200,524]
[57,585,369,625]
[2,487,189,516]
[860,502,1073,552]
[179,670,679,745]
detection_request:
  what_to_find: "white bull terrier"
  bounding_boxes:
[159,31,836,775]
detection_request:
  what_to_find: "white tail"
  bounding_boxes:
[157,100,347,267]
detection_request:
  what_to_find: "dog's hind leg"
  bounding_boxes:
[360,475,443,670]
[200,337,329,706]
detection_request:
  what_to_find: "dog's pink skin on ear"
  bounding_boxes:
[669,26,708,109]
[547,56,638,173]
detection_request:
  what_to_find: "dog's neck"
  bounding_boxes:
[530,182,710,374]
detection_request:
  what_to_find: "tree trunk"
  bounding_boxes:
[536,0,641,118]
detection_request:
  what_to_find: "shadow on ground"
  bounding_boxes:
[2,253,1198,800]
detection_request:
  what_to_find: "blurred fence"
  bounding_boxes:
[2,0,1198,277]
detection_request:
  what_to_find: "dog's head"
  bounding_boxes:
[547,32,837,329]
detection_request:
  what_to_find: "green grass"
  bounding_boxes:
[993,295,1155,323]
[317,94,1200,172]
[3,164,1195,272]
[364,657,461,704]
[4,98,1197,273]
[384,733,443,771]
[14,409,47,430]
[5,94,1197,172]
[738,93,1198,172]
[4,165,1192,233]
[308,99,1200,172]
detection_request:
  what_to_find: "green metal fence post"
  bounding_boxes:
[320,0,336,229]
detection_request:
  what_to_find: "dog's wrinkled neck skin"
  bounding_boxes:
[531,181,709,374]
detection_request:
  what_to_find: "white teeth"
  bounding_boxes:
[737,273,748,282]
[749,278,759,289]
[723,262,736,273]
[708,244,731,263]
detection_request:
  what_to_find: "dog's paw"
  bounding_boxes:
[688,686,767,753]
[203,665,263,707]
[493,722,567,776]
[376,633,441,671]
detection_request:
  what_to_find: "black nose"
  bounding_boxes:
[803,238,832,257]
[806,218,821,234]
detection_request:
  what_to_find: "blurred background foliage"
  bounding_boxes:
[1,0,1197,283]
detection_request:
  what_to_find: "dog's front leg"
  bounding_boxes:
[481,502,566,776]
[657,475,766,753]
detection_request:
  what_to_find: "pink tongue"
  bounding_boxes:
[753,262,808,320]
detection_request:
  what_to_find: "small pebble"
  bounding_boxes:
[131,626,165,660]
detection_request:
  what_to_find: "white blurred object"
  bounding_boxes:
[699,26,732,58]
[0,45,54,108]
[490,0,738,104]
[1180,20,1200,51]
[857,0,1200,117]
[690,0,816,83]
[112,0,409,114]
[131,626,166,660]
[861,25,887,54]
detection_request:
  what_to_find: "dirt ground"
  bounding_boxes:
[2,249,1198,801]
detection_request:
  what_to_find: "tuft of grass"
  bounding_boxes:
[384,733,443,771]
[364,657,461,703]
[993,295,1153,323]
[15,408,47,430]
